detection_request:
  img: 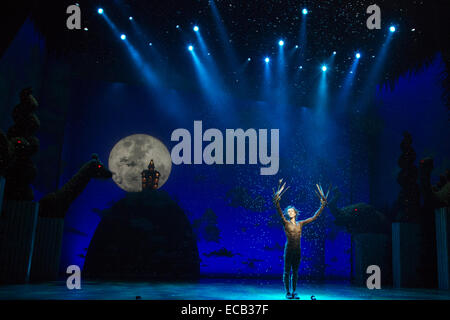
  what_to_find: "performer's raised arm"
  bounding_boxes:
[301,184,329,226]
[301,202,326,225]
[274,197,288,224]
[273,179,290,224]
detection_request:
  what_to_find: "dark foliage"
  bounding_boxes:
[3,88,40,201]
[396,132,421,222]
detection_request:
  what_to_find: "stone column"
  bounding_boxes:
[435,207,449,289]
[30,217,65,281]
[0,200,39,283]
[0,176,4,216]
[351,233,391,286]
[392,222,423,288]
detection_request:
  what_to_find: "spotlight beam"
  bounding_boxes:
[315,64,328,113]
[357,30,395,111]
[100,13,158,87]
[276,38,288,109]
[129,15,163,63]
[209,0,239,69]
[337,57,360,109]
[261,55,272,103]
[299,7,308,66]
[188,49,231,115]
[193,29,228,96]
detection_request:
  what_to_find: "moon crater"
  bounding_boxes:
[109,134,172,192]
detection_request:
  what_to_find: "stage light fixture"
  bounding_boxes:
[321,65,327,72]
[264,57,270,63]
[97,8,103,14]
[302,8,308,15]
[389,25,396,33]
[278,40,284,46]
[193,26,199,32]
[188,45,194,51]
[120,34,126,40]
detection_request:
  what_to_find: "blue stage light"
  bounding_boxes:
[120,34,126,40]
[389,25,396,32]
[97,8,103,14]
[193,25,199,32]
[295,45,299,49]
[188,45,194,51]
[333,51,337,55]
[278,40,284,46]
[355,52,361,59]
[264,57,270,63]
[149,42,153,46]
[248,57,251,61]
[302,8,308,15]
[129,16,133,21]
[321,65,327,72]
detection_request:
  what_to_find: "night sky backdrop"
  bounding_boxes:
[0,0,448,280]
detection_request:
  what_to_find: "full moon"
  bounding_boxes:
[108,134,172,192]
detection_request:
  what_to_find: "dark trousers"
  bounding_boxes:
[283,247,301,293]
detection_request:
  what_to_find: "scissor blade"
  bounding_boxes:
[325,184,332,199]
[314,190,322,200]
[279,186,290,198]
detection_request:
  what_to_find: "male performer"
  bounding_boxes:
[272,180,329,299]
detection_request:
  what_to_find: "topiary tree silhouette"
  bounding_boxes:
[4,87,40,201]
[396,131,421,222]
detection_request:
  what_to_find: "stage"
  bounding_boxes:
[0,279,449,300]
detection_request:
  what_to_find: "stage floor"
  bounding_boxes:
[0,279,449,300]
